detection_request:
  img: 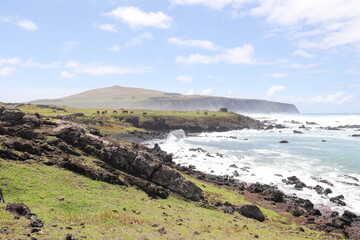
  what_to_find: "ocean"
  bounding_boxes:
[147,113,360,215]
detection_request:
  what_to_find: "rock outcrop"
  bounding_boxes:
[0,107,203,201]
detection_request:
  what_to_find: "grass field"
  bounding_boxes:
[0,160,342,240]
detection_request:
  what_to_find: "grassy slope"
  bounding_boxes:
[0,161,340,240]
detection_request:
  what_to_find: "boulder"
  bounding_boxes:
[330,195,346,206]
[279,140,289,144]
[238,205,265,222]
[268,189,285,202]
[0,108,25,122]
[151,165,202,201]
[14,124,37,140]
[5,203,31,217]
[0,189,4,203]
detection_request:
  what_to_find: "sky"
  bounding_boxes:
[1,0,360,113]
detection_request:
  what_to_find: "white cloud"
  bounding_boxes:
[0,57,60,69]
[107,44,121,52]
[173,1,360,50]
[93,23,117,33]
[60,71,75,78]
[250,0,360,49]
[0,67,15,77]
[62,41,80,53]
[177,75,193,83]
[16,20,38,31]
[176,44,256,65]
[170,0,251,10]
[103,6,173,29]
[266,73,288,78]
[201,88,213,95]
[267,85,286,97]
[126,32,154,47]
[168,37,219,51]
[0,57,21,66]
[65,60,149,76]
[0,17,38,31]
[297,92,355,105]
[23,59,60,69]
[292,49,315,58]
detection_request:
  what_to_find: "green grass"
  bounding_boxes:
[0,160,344,240]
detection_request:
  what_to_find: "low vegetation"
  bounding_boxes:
[0,104,344,239]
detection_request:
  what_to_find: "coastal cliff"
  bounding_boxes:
[32,86,300,114]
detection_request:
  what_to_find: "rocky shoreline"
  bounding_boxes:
[1,106,359,239]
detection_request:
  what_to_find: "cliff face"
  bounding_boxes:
[139,97,299,113]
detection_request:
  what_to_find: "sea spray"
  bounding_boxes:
[153,114,360,215]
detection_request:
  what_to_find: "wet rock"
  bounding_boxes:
[233,170,240,177]
[344,175,359,182]
[324,188,332,196]
[279,140,289,144]
[306,121,318,125]
[275,124,286,129]
[313,185,324,195]
[311,176,334,187]
[293,130,303,134]
[238,205,265,222]
[229,164,238,168]
[352,134,360,137]
[330,195,346,206]
[265,125,274,130]
[189,147,206,153]
[283,176,307,190]
[248,182,272,193]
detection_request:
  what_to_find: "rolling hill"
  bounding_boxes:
[32,86,299,113]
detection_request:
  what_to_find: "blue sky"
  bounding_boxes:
[1,0,360,113]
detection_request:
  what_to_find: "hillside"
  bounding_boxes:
[0,105,351,239]
[32,86,299,113]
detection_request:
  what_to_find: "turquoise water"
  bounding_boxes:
[153,114,360,214]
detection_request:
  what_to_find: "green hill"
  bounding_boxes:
[32,86,299,113]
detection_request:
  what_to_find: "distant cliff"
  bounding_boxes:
[136,96,299,113]
[32,86,299,114]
